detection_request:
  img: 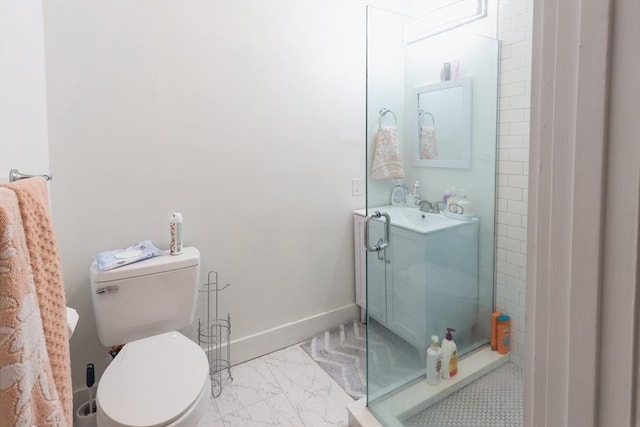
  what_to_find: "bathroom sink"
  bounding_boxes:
[356,205,476,234]
[400,209,451,227]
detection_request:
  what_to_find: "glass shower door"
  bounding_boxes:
[364,6,427,408]
[364,4,498,424]
[364,206,430,402]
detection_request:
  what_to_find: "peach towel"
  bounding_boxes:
[371,125,405,180]
[0,178,71,426]
[419,125,439,160]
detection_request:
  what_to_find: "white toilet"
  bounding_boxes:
[89,247,210,427]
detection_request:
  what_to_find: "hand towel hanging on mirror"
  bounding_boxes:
[371,125,405,180]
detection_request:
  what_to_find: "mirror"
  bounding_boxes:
[413,77,472,169]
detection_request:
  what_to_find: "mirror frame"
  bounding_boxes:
[413,77,473,169]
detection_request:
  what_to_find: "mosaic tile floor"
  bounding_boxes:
[403,362,524,427]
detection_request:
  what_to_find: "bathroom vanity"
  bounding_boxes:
[353,206,479,349]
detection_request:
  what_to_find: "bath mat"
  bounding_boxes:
[300,320,366,399]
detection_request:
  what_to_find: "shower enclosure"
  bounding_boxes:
[363,5,499,425]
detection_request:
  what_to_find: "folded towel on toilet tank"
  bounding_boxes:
[93,240,161,271]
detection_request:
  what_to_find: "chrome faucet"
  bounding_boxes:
[416,200,445,213]
[416,199,433,212]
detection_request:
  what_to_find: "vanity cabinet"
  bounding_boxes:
[353,210,479,350]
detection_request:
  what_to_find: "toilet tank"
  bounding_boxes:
[90,247,200,347]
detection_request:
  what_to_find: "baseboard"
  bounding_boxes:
[221,303,360,366]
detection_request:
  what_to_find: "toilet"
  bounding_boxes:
[89,247,210,427]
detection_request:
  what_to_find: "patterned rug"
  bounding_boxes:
[366,318,424,398]
[300,320,366,399]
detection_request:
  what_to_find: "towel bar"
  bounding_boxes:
[9,169,52,183]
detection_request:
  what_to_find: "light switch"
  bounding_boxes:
[352,178,362,196]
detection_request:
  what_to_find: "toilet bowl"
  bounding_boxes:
[95,331,209,427]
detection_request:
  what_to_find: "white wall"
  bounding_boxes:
[0,0,50,183]
[42,0,366,392]
[495,0,533,366]
[366,6,408,206]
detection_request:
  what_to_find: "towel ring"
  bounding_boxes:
[418,110,435,127]
[378,108,397,128]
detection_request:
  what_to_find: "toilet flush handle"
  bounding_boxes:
[96,285,119,295]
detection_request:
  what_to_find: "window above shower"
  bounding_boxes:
[403,0,489,42]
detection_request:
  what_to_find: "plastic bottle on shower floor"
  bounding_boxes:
[497,314,511,355]
[491,311,501,351]
[426,335,442,385]
[441,328,458,379]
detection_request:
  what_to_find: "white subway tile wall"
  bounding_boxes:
[496,0,533,367]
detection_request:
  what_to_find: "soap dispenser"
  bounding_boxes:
[441,328,458,379]
[413,181,421,200]
[391,184,406,206]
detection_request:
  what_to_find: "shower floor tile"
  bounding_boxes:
[403,362,523,427]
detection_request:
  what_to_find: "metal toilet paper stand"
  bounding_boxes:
[198,271,232,397]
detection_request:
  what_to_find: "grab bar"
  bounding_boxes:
[9,169,52,183]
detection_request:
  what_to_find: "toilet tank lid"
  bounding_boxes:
[90,247,199,283]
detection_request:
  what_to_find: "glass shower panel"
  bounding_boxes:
[365,6,420,405]
[365,5,499,423]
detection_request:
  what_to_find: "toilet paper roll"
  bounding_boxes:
[66,307,79,338]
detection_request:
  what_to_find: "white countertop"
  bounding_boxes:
[354,205,478,234]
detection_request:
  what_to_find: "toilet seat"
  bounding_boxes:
[96,331,209,427]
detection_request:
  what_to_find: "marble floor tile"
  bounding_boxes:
[197,394,223,426]
[263,345,354,427]
[222,393,304,427]
[195,343,354,426]
[214,357,283,417]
